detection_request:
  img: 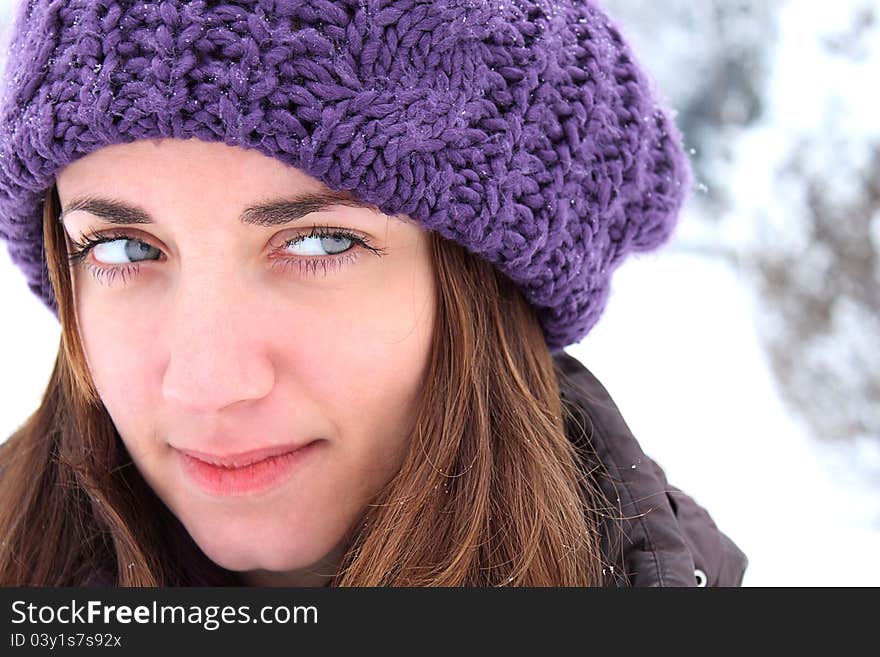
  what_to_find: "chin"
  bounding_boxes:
[184,516,331,573]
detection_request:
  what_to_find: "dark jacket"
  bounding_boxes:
[554,350,748,586]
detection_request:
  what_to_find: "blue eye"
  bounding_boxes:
[272,227,380,277]
[66,230,165,286]
[92,238,162,265]
[284,233,354,256]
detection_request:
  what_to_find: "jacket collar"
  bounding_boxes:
[553,351,748,587]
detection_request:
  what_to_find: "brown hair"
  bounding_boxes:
[0,182,607,586]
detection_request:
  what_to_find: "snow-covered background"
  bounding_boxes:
[1,1,878,585]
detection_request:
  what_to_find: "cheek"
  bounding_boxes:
[76,290,161,436]
[332,257,432,398]
[290,260,435,483]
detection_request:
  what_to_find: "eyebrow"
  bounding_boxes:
[58,190,381,228]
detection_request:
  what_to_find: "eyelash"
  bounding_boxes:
[66,225,387,287]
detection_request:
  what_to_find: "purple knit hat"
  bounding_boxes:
[0,0,691,352]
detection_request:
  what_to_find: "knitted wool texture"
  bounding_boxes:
[0,0,692,352]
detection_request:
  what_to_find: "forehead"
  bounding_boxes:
[53,137,421,235]
[56,138,326,196]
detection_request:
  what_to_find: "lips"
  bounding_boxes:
[174,442,312,468]
[174,440,321,497]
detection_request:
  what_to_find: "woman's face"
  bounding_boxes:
[55,138,435,585]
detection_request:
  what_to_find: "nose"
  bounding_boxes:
[160,274,276,414]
